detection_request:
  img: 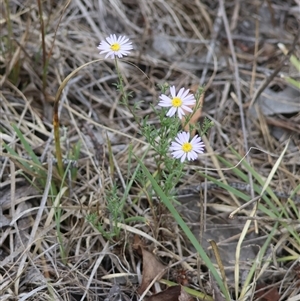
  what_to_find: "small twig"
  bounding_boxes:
[219,0,255,205]
[230,0,240,31]
[229,195,261,218]
[249,30,300,107]
[249,10,260,98]
[236,215,300,225]
[36,0,47,99]
[199,4,222,87]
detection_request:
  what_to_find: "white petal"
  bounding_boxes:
[176,132,185,143]
[177,107,185,119]
[106,35,114,44]
[172,150,184,158]
[159,95,172,103]
[170,86,176,98]
[181,89,190,99]
[180,153,187,162]
[170,143,182,151]
[191,135,201,144]
[166,107,177,117]
[177,87,185,98]
[119,36,127,43]
[183,99,196,106]
[104,52,113,59]
[181,131,190,141]
[187,151,197,161]
[181,105,193,113]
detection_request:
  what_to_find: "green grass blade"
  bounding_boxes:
[197,172,277,218]
[216,155,277,209]
[12,124,42,167]
[228,146,288,218]
[2,142,32,171]
[136,157,231,300]
[283,76,300,89]
[239,222,279,298]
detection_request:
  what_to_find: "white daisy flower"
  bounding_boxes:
[170,131,205,162]
[97,34,133,59]
[158,86,196,119]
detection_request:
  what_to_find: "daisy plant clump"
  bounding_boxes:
[92,34,225,296]
[94,33,212,230]
[88,34,135,238]
[140,84,211,197]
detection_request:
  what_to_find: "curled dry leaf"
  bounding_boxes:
[145,285,181,301]
[137,247,166,295]
[145,285,196,301]
[133,234,146,255]
[255,284,280,301]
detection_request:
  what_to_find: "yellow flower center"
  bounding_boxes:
[110,43,121,51]
[182,142,192,153]
[171,97,182,107]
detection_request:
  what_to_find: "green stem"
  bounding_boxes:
[114,58,142,128]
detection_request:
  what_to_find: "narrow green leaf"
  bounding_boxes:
[12,124,42,167]
[136,157,231,300]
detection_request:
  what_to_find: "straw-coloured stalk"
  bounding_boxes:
[53,58,103,177]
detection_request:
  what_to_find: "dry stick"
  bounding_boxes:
[199,4,222,86]
[200,5,221,238]
[229,0,240,31]
[80,242,110,301]
[10,155,16,222]
[236,215,299,225]
[265,0,276,27]
[200,2,230,243]
[219,0,255,297]
[249,13,260,99]
[279,259,300,295]
[36,0,47,100]
[249,29,300,107]
[14,154,53,294]
[229,195,261,217]
[47,0,71,62]
[219,0,255,201]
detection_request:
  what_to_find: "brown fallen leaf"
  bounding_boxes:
[137,247,166,295]
[145,285,181,301]
[132,234,146,255]
[145,285,196,301]
[255,283,280,301]
[181,85,204,137]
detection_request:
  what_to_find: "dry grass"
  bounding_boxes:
[1,0,300,300]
